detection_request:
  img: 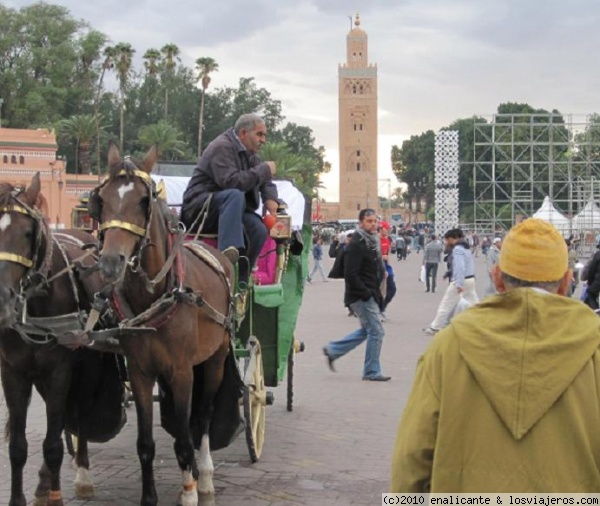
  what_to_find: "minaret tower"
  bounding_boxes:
[338,13,378,219]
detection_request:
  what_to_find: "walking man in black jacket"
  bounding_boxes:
[323,209,390,381]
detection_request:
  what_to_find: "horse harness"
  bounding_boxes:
[0,193,100,346]
[87,164,234,341]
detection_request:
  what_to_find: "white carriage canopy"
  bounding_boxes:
[573,200,600,232]
[532,196,572,234]
[150,176,306,230]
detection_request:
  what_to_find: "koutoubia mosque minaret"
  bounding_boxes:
[338,13,378,219]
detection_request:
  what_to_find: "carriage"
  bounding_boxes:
[0,146,309,506]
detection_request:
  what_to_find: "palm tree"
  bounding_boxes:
[138,121,186,160]
[94,45,116,175]
[161,43,180,120]
[195,57,219,157]
[143,48,161,77]
[113,42,135,152]
[260,141,323,196]
[59,114,104,174]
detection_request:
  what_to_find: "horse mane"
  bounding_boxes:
[0,183,17,208]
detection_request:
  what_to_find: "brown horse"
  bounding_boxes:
[90,143,234,505]
[0,174,124,506]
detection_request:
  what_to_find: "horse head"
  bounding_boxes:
[92,142,158,286]
[0,173,46,327]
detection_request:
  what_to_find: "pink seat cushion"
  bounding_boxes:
[253,237,277,285]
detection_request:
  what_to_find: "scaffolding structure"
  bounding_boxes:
[473,113,600,247]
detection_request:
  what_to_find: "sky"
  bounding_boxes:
[7,0,600,201]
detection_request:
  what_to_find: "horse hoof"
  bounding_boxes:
[75,482,95,499]
[32,494,47,506]
[197,482,215,496]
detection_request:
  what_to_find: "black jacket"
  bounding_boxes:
[343,231,384,307]
[586,249,600,296]
[180,128,278,227]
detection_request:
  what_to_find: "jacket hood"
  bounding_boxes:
[451,288,600,440]
[455,238,470,249]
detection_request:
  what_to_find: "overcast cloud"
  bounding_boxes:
[6,0,600,200]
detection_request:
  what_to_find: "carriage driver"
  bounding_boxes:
[180,113,279,286]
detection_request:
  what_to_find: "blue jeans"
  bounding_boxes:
[326,297,385,378]
[202,189,267,282]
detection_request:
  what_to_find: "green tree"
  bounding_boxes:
[260,141,323,196]
[0,2,106,128]
[161,43,180,120]
[113,42,135,152]
[138,121,187,160]
[391,130,435,212]
[195,56,219,157]
[58,114,104,174]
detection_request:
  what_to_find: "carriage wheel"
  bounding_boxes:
[286,345,294,412]
[243,337,266,463]
[64,431,78,458]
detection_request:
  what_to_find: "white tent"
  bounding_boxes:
[532,196,571,234]
[573,200,600,232]
[150,175,306,230]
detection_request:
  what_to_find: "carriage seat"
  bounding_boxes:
[184,235,278,286]
[252,236,277,286]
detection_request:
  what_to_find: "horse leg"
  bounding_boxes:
[196,350,227,496]
[34,461,51,505]
[129,366,158,506]
[41,375,71,506]
[1,365,32,506]
[72,436,94,499]
[170,368,201,506]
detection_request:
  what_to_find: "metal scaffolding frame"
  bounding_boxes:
[473,113,600,243]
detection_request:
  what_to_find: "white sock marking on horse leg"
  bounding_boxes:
[0,214,11,231]
[197,434,214,495]
[179,469,198,506]
[74,466,94,499]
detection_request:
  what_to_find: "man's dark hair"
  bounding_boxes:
[431,234,437,240]
[358,208,377,221]
[444,228,464,240]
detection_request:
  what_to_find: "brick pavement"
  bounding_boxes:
[0,249,493,505]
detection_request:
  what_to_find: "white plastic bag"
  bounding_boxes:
[419,265,426,283]
[453,296,472,317]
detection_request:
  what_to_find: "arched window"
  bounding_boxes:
[19,156,24,164]
[356,162,361,171]
[10,155,16,164]
[352,84,357,94]
[2,155,7,164]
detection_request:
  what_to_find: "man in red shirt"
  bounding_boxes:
[379,222,396,319]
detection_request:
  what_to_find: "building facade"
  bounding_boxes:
[0,127,99,228]
[338,14,379,219]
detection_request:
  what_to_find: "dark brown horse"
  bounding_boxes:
[0,174,124,506]
[90,143,235,505]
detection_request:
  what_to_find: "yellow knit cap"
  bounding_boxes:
[499,218,568,282]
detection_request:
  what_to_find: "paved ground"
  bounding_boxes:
[0,249,496,505]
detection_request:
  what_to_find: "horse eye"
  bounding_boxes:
[24,229,34,239]
[139,197,150,210]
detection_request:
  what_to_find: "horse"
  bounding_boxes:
[0,174,125,506]
[89,142,237,506]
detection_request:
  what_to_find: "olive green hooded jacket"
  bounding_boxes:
[391,288,600,492]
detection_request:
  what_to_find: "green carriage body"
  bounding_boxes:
[235,224,310,386]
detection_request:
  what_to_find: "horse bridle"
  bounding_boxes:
[98,167,154,239]
[0,195,45,271]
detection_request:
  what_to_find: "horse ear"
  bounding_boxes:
[107,141,121,170]
[142,145,158,174]
[23,172,41,207]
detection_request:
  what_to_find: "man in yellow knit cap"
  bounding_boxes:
[391,218,600,492]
